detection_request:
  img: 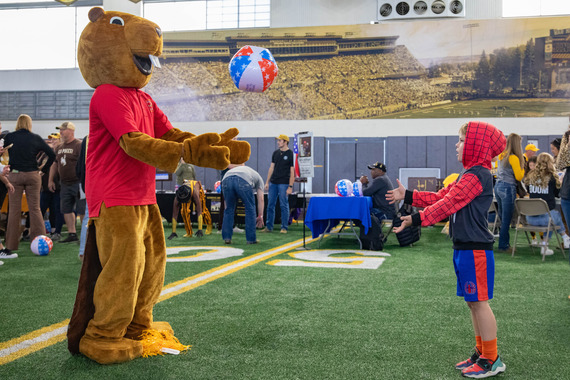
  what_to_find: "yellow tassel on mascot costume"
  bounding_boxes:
[67,7,250,364]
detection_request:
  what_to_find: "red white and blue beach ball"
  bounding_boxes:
[229,45,278,93]
[335,179,353,197]
[31,235,53,256]
[214,180,222,193]
[353,180,363,197]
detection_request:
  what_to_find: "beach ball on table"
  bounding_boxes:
[335,179,353,197]
[214,181,222,193]
[353,180,363,197]
[228,45,278,93]
[31,235,53,256]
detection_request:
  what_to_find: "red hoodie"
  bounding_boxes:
[405,121,506,249]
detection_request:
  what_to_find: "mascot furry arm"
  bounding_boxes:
[121,127,250,172]
[67,7,249,365]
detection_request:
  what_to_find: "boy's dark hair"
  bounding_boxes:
[551,138,561,150]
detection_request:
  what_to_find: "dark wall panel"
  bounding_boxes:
[406,136,427,168]
[327,139,356,193]
[312,137,326,194]
[427,136,448,176]
[446,136,463,176]
[386,136,407,182]
[356,138,385,181]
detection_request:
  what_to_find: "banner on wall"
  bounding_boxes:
[294,131,314,178]
[148,16,570,122]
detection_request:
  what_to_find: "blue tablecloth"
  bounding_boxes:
[305,196,372,238]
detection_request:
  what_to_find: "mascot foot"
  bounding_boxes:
[206,224,212,235]
[125,321,174,340]
[79,335,143,364]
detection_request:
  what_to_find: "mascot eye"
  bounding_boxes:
[110,16,125,26]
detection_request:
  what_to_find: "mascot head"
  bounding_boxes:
[78,7,162,89]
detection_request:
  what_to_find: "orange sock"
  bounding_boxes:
[482,338,498,361]
[475,336,483,353]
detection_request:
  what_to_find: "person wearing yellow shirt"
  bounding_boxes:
[494,133,525,252]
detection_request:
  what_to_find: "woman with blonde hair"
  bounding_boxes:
[494,133,525,252]
[2,114,55,257]
[524,153,570,255]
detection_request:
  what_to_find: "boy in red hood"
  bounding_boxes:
[387,121,507,378]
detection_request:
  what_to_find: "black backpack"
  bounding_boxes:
[359,214,384,251]
[392,204,421,247]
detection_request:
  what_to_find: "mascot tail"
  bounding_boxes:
[67,222,101,354]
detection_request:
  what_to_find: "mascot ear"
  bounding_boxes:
[89,7,105,23]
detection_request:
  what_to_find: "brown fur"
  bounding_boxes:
[68,7,249,364]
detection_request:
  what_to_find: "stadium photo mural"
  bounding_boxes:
[144,15,570,121]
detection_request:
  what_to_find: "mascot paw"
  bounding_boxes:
[183,133,230,170]
[216,128,251,164]
[79,335,143,364]
[195,230,204,238]
[125,321,175,340]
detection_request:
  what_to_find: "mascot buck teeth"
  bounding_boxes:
[67,7,250,364]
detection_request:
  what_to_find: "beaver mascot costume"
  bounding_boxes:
[67,7,250,364]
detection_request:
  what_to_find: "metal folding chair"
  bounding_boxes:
[488,200,501,236]
[512,198,566,261]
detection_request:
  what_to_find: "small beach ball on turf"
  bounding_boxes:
[214,181,222,193]
[353,180,363,197]
[229,45,278,93]
[31,235,53,256]
[335,179,353,197]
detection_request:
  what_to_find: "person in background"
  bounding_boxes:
[360,161,395,222]
[40,133,64,241]
[524,143,539,160]
[48,122,82,243]
[76,136,88,260]
[0,121,14,264]
[550,138,561,166]
[495,133,525,252]
[177,179,212,237]
[2,114,55,257]
[168,158,196,240]
[222,164,264,244]
[556,126,570,262]
[264,134,295,234]
[523,152,570,256]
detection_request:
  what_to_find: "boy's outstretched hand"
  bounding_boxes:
[393,215,412,234]
[386,179,406,204]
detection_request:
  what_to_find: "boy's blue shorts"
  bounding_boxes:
[453,249,494,302]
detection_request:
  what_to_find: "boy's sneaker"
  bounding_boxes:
[280,228,288,234]
[462,355,506,378]
[563,234,570,249]
[60,233,79,243]
[0,260,3,265]
[0,249,18,259]
[455,347,481,370]
[531,238,539,246]
[50,233,61,241]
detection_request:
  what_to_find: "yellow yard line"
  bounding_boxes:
[0,232,325,365]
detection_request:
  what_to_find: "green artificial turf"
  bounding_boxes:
[1,222,569,379]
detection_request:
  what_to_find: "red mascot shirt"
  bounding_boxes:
[86,84,172,217]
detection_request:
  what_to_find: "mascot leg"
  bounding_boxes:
[200,189,212,235]
[79,204,155,364]
[124,204,171,338]
[181,202,193,237]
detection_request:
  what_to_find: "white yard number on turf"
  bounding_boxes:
[267,249,390,269]
[166,246,243,262]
